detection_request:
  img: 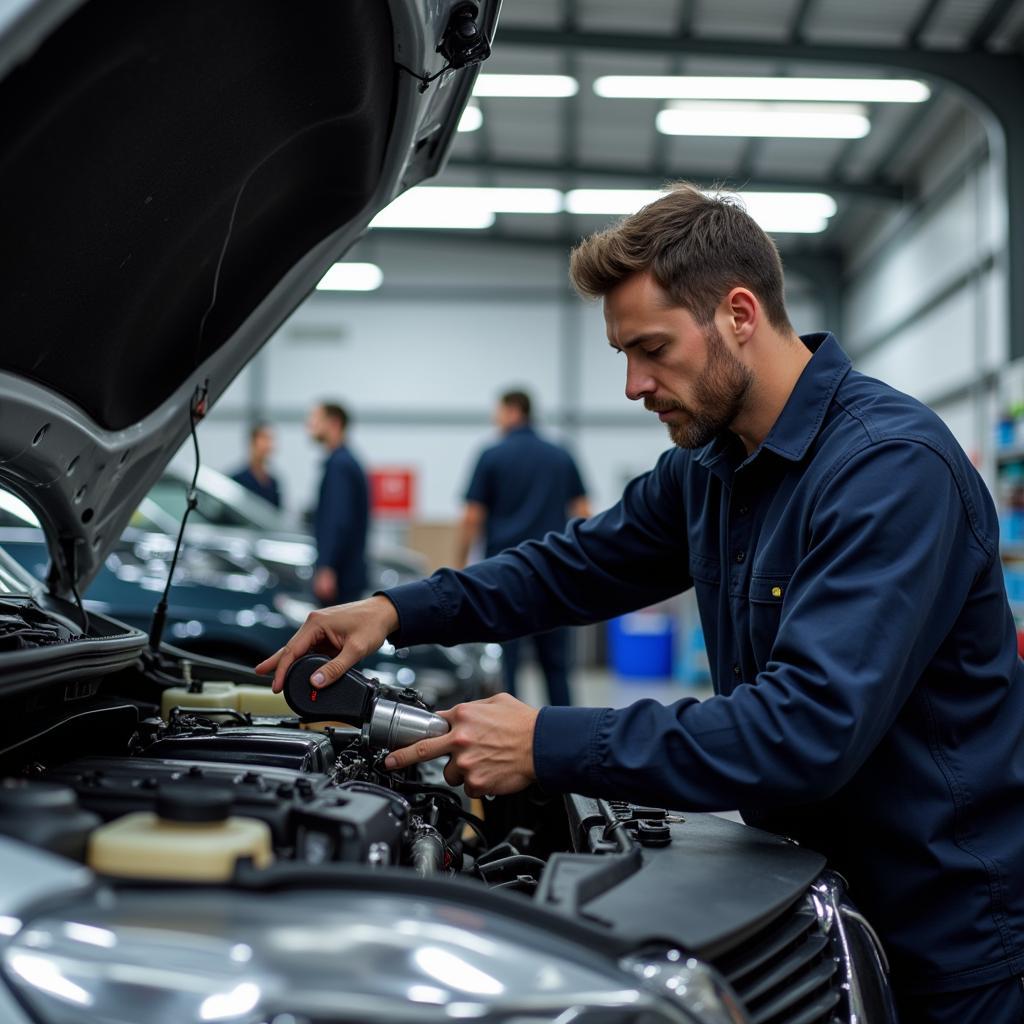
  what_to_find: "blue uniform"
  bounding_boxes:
[465,425,586,705]
[385,334,1024,997]
[314,445,368,604]
[230,466,281,508]
[465,425,586,558]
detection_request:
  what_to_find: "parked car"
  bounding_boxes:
[147,468,502,702]
[149,464,431,592]
[0,488,499,704]
[0,2,895,1023]
[0,487,302,662]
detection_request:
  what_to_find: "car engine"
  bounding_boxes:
[1,692,535,890]
[0,627,897,1024]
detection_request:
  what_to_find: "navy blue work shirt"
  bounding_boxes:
[314,445,368,603]
[465,425,587,556]
[384,334,1024,993]
[230,466,281,508]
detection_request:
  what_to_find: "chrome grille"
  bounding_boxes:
[712,899,844,1024]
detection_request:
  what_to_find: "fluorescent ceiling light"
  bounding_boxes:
[316,263,383,291]
[370,205,495,230]
[657,101,870,139]
[458,104,483,132]
[565,189,837,234]
[370,187,838,234]
[565,189,664,215]
[473,74,578,98]
[595,75,931,103]
[370,186,561,229]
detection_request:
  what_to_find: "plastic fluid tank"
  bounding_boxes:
[234,685,291,716]
[160,682,292,719]
[160,681,239,720]
[87,786,272,881]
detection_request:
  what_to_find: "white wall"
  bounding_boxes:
[184,233,824,522]
[842,107,1008,471]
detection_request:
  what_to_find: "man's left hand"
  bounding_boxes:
[383,693,539,799]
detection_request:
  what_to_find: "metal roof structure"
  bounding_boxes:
[422,0,1024,352]
[434,0,1021,250]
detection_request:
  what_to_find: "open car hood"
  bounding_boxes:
[0,0,497,598]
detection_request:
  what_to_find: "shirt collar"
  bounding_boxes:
[695,332,851,471]
[761,332,851,461]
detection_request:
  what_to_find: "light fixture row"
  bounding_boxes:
[471,74,931,103]
[459,74,930,139]
[318,187,835,290]
[353,186,835,235]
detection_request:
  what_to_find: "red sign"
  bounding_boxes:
[369,468,415,518]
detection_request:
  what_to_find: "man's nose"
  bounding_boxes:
[625,364,655,402]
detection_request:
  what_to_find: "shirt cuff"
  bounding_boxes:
[378,579,444,647]
[533,705,612,794]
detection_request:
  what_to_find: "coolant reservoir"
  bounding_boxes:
[160,681,239,720]
[234,685,290,716]
[87,787,272,882]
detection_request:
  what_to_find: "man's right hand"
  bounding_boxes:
[254,594,400,693]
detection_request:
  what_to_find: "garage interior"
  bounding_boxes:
[185,0,1024,707]
[2,3,1024,1021]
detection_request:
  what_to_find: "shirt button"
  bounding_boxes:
[738,505,749,515]
[732,663,741,678]
[734,551,746,564]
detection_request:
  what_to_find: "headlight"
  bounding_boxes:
[272,594,316,627]
[2,887,736,1023]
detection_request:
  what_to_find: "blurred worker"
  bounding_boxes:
[230,423,282,509]
[306,401,368,606]
[263,183,1024,1023]
[456,390,590,706]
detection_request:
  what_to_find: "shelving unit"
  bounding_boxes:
[994,440,1024,644]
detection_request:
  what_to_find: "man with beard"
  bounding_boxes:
[259,183,1024,1022]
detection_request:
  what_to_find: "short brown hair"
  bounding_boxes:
[320,402,349,429]
[569,182,792,331]
[500,389,531,421]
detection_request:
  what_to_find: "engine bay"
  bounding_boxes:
[0,608,890,1024]
[3,699,544,889]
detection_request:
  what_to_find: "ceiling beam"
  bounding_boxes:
[969,0,1019,49]
[906,0,944,46]
[789,0,819,43]
[446,155,905,200]
[493,26,1024,358]
[495,24,1023,86]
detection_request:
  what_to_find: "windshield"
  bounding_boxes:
[147,469,292,533]
[147,478,257,530]
[0,546,40,596]
[0,489,40,529]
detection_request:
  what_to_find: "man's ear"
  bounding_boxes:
[722,287,758,345]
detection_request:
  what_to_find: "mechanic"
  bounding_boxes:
[259,184,1024,1023]
[230,422,282,508]
[455,388,590,706]
[305,401,369,606]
